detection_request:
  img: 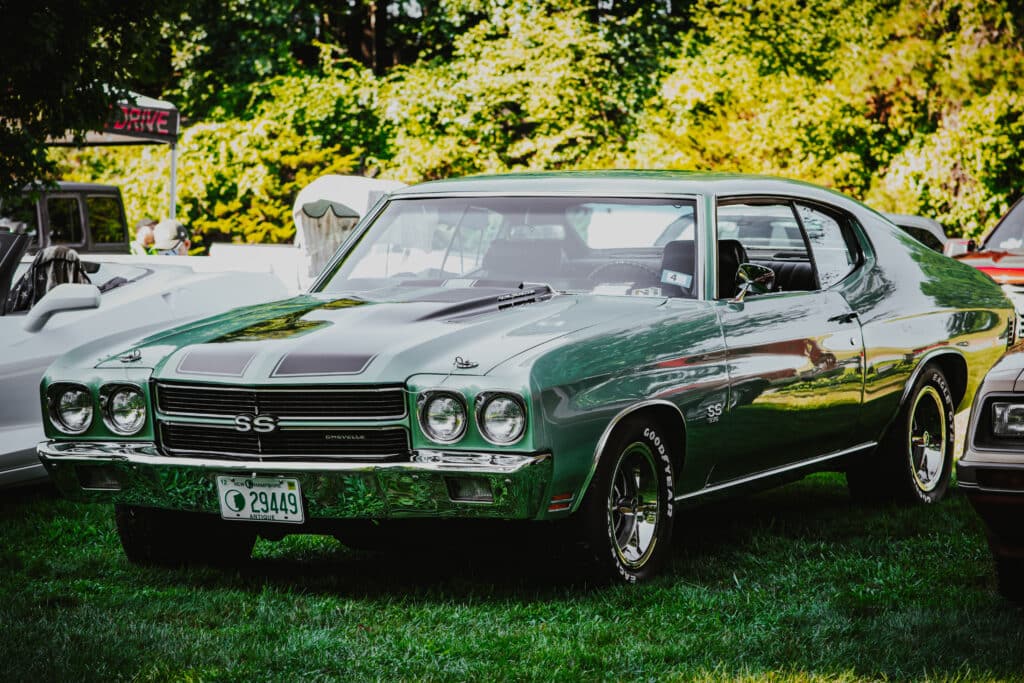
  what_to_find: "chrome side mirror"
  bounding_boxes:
[24,283,101,332]
[733,263,775,302]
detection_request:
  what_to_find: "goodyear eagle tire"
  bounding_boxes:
[580,416,676,582]
[115,505,255,567]
[847,363,955,504]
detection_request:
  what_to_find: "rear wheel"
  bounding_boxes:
[580,416,676,582]
[115,505,255,567]
[847,364,955,503]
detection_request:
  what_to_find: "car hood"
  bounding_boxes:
[957,249,1024,285]
[91,287,668,383]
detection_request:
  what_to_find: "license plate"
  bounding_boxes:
[216,476,304,524]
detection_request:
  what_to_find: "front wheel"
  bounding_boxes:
[847,363,955,503]
[580,416,677,582]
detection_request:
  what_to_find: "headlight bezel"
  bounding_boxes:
[475,392,527,446]
[417,390,469,444]
[100,383,147,436]
[47,383,94,435]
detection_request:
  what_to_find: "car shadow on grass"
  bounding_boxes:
[157,472,983,601]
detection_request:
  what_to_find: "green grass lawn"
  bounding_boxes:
[1,474,1021,682]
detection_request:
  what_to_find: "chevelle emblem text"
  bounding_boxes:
[233,414,279,433]
[324,433,366,441]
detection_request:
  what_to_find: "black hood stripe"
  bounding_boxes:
[177,348,257,377]
[270,352,376,377]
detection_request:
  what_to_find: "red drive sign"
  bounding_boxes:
[105,103,180,143]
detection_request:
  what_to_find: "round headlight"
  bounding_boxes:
[103,386,146,435]
[51,386,93,434]
[478,394,526,445]
[420,393,467,443]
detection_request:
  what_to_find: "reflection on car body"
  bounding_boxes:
[35,171,1014,582]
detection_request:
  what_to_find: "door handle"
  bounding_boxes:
[828,312,859,324]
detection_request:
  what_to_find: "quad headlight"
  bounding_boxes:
[419,392,468,444]
[101,385,146,435]
[992,402,1024,438]
[476,393,527,445]
[48,384,93,435]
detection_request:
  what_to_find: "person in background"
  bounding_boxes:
[131,218,157,255]
[151,219,191,255]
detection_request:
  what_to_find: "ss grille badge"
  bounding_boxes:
[234,414,279,433]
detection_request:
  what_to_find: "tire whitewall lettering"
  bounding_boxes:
[581,415,677,582]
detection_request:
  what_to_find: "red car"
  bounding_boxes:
[950,197,1024,331]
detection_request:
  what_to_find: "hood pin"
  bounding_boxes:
[454,356,478,370]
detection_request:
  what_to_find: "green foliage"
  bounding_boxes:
[41,0,1024,241]
[0,0,189,205]
[247,58,390,163]
[56,119,357,249]
[381,3,643,181]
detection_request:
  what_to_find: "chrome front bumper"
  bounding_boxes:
[38,441,553,520]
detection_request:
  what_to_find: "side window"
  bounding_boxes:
[46,197,84,245]
[716,201,810,299]
[905,226,942,252]
[796,203,859,288]
[2,194,40,248]
[717,202,806,257]
[86,195,126,244]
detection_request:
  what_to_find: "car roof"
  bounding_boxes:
[22,181,121,194]
[390,170,854,204]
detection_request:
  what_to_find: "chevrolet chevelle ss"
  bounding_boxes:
[38,172,1014,582]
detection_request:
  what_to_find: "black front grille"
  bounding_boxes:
[159,423,409,460]
[155,383,407,419]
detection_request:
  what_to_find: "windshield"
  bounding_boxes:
[318,195,698,298]
[984,196,1024,251]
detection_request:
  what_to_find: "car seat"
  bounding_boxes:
[717,239,748,299]
[659,240,696,298]
[0,227,31,315]
[481,239,564,281]
[6,245,92,314]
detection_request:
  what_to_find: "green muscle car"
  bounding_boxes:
[38,172,1014,582]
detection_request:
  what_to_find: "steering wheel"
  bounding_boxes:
[587,260,662,286]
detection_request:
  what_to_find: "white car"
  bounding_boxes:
[0,242,288,487]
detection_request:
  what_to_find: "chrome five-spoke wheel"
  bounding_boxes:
[609,443,660,568]
[581,415,676,582]
[908,385,947,493]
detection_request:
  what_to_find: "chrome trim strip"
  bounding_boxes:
[38,441,550,475]
[573,399,687,513]
[674,441,877,501]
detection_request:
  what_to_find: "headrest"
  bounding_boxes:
[659,240,696,297]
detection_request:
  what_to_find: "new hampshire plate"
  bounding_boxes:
[216,476,304,523]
